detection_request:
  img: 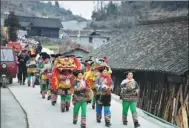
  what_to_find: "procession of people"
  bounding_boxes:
[16,50,141,128]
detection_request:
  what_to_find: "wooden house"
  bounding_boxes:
[17,15,63,38]
[89,16,188,126]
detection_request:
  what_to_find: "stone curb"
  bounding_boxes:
[7,87,30,128]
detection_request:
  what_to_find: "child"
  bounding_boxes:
[120,72,140,128]
[72,70,88,128]
[95,66,114,127]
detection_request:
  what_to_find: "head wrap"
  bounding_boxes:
[30,54,37,58]
[42,53,50,60]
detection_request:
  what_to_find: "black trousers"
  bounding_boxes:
[18,71,27,83]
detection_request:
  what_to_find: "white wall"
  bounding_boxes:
[70,36,107,49]
[61,20,88,30]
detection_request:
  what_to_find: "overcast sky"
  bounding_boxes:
[42,1,119,20]
[59,1,94,20]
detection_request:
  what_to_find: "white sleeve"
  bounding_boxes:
[121,79,126,85]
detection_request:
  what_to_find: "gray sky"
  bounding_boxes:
[59,1,94,20]
[42,1,119,20]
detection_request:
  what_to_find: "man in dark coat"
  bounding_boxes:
[18,50,30,85]
[36,42,42,54]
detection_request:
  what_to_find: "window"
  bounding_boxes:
[0,48,14,62]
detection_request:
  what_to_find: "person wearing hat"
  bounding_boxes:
[83,59,96,108]
[26,54,37,87]
[98,58,112,74]
[120,72,140,128]
[17,50,30,85]
[94,64,114,127]
[40,53,51,99]
[72,70,88,128]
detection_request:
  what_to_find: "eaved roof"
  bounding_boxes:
[19,22,32,27]
[17,15,63,28]
[62,47,90,55]
[55,40,92,54]
[89,16,188,75]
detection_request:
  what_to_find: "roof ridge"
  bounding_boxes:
[16,15,60,20]
[138,15,188,25]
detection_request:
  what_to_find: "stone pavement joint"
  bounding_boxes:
[7,87,29,128]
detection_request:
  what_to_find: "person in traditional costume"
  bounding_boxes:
[37,52,46,94]
[120,72,140,128]
[84,59,96,108]
[51,56,81,112]
[72,70,88,128]
[26,54,37,87]
[94,62,114,127]
[40,53,51,99]
[76,56,85,72]
[51,54,61,106]
[46,54,56,100]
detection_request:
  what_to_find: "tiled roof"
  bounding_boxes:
[89,16,188,75]
[17,15,63,28]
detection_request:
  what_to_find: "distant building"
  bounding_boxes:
[17,15,63,38]
[62,47,90,57]
[63,30,111,49]
[55,40,92,57]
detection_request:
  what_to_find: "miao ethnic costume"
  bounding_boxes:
[72,70,91,128]
[26,54,37,87]
[84,59,96,109]
[40,53,51,99]
[37,52,46,94]
[120,77,140,128]
[51,56,82,112]
[50,54,60,105]
[45,54,56,101]
[94,61,114,127]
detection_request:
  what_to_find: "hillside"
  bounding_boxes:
[88,1,188,30]
[1,1,86,21]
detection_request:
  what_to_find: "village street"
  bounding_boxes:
[1,79,173,128]
[1,88,26,128]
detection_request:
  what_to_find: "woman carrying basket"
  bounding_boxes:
[72,70,89,128]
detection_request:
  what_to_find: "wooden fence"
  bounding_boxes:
[113,82,189,128]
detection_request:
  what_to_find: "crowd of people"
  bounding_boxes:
[15,51,140,128]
